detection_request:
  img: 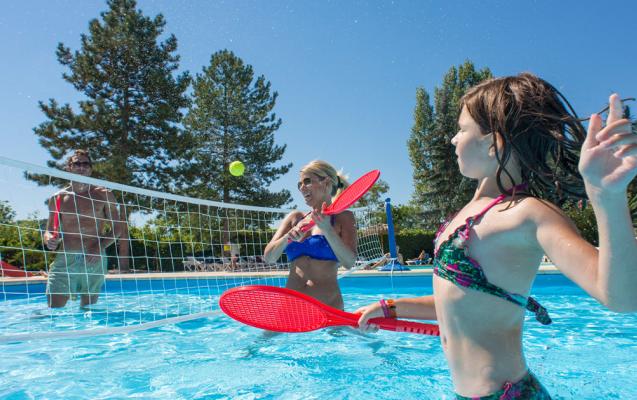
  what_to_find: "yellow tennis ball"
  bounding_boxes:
[229,161,245,176]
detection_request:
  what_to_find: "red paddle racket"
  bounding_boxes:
[219,285,440,336]
[51,195,61,238]
[299,169,381,233]
[0,261,35,278]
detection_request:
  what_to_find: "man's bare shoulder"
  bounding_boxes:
[90,186,114,200]
[48,188,72,209]
[51,187,72,199]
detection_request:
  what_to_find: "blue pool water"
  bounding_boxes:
[1,274,636,399]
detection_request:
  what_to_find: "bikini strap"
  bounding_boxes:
[471,194,507,222]
[460,183,528,239]
[434,211,458,241]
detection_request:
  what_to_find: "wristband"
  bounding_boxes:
[386,299,397,318]
[379,299,391,318]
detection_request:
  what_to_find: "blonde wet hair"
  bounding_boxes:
[300,160,349,200]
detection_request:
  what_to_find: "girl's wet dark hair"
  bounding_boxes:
[461,73,587,203]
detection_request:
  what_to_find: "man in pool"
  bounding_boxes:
[43,150,129,308]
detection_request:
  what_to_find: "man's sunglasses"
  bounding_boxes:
[70,161,92,168]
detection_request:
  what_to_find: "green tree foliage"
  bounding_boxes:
[408,61,492,228]
[356,179,389,208]
[562,201,599,246]
[627,110,637,230]
[0,209,49,271]
[353,179,390,231]
[546,103,636,246]
[32,0,190,190]
[182,50,292,207]
[392,203,426,232]
[0,201,16,224]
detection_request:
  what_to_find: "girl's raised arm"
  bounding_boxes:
[539,94,637,312]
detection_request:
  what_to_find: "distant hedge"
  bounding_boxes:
[380,229,436,259]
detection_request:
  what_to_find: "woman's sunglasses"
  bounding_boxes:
[297,176,326,190]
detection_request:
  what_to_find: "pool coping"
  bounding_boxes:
[0,264,560,286]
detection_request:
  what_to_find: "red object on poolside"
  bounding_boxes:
[299,169,381,233]
[0,261,34,277]
[219,285,440,336]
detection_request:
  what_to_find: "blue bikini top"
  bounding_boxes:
[285,215,338,262]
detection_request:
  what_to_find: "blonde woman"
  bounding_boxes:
[264,160,357,310]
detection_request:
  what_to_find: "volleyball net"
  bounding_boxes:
[0,156,387,341]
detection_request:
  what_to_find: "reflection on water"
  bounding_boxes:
[0,292,216,335]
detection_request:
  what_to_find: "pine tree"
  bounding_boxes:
[33,0,190,190]
[0,200,16,224]
[408,61,492,228]
[625,105,637,230]
[408,88,435,208]
[182,50,292,207]
[356,179,390,208]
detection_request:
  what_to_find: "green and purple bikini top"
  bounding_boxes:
[433,187,552,325]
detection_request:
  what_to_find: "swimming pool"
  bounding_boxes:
[1,274,636,399]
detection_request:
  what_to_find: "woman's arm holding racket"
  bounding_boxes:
[355,295,437,333]
[263,211,307,263]
[313,207,357,269]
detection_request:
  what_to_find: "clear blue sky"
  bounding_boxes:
[1,0,636,218]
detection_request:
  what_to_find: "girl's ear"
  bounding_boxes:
[488,131,505,157]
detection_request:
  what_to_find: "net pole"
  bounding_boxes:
[381,197,409,271]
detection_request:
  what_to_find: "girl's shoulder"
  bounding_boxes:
[508,196,573,227]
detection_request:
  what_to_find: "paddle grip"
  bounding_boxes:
[368,317,440,336]
[298,220,315,233]
[51,196,61,239]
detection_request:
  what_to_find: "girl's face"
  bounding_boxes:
[451,106,497,179]
[298,171,332,208]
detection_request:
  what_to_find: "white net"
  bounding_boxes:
[0,156,386,341]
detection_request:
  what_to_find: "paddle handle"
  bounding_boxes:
[295,208,337,233]
[299,220,316,233]
[330,309,440,336]
[51,196,61,239]
[368,317,440,336]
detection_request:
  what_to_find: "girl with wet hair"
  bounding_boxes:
[357,73,637,399]
[264,160,356,310]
